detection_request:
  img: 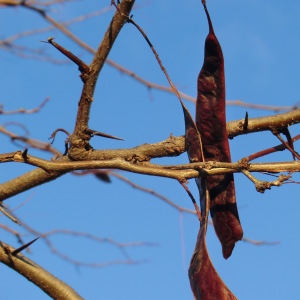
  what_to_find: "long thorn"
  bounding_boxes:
[45,37,90,73]
[85,129,124,141]
[11,237,40,255]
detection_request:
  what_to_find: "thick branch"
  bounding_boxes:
[0,241,83,300]
[227,109,300,139]
[1,150,300,199]
[1,151,197,182]
[72,135,185,161]
[0,156,68,201]
[0,135,184,202]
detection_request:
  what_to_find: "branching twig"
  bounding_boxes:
[1,206,155,268]
[241,170,291,193]
[0,123,61,156]
[0,98,49,115]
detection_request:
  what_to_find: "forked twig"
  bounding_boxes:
[241,169,291,193]
[0,98,50,115]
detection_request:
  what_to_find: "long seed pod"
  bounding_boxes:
[196,3,243,259]
[189,183,237,299]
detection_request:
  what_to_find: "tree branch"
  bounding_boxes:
[227,109,300,139]
[69,0,135,157]
[0,157,68,201]
[1,107,300,202]
[0,240,83,300]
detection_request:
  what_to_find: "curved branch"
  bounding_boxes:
[0,157,68,201]
[0,240,83,300]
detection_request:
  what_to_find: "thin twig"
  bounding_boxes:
[244,134,300,162]
[0,98,49,115]
[179,182,202,221]
[274,132,299,160]
[0,204,20,224]
[110,171,197,215]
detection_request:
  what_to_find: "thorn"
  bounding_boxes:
[11,237,40,255]
[47,36,55,43]
[85,129,124,141]
[282,128,296,160]
[63,140,69,156]
[22,149,28,160]
[95,172,111,183]
[46,38,90,74]
[243,111,248,132]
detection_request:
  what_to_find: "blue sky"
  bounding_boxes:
[1,1,300,299]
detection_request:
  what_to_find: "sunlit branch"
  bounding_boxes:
[0,240,83,300]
